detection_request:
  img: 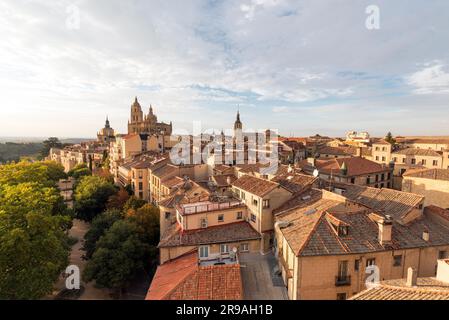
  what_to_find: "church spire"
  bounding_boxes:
[234,109,242,131]
[105,115,110,128]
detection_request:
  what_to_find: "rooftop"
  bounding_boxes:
[351,277,449,300]
[403,168,449,181]
[232,174,284,197]
[176,199,244,216]
[275,191,449,257]
[158,221,261,248]
[271,172,317,194]
[146,252,243,300]
[299,157,390,177]
[393,148,442,157]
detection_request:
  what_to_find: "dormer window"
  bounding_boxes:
[338,226,349,237]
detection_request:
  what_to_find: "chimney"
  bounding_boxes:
[226,176,232,185]
[356,147,362,157]
[378,215,393,245]
[307,157,316,167]
[422,230,430,242]
[406,267,418,287]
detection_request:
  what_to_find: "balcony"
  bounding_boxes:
[177,200,244,215]
[335,275,351,286]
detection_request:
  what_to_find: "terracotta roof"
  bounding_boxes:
[299,157,389,177]
[146,252,243,300]
[232,175,283,197]
[161,176,185,188]
[396,137,449,145]
[372,139,391,145]
[273,188,323,214]
[338,183,424,221]
[213,164,233,174]
[159,182,211,208]
[403,168,449,181]
[272,172,317,194]
[393,148,442,157]
[152,164,179,179]
[158,221,261,248]
[425,205,449,221]
[122,152,167,170]
[212,174,237,187]
[276,193,449,257]
[351,278,449,300]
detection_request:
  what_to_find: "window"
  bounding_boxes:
[199,246,209,258]
[422,159,427,165]
[433,160,438,166]
[354,259,360,271]
[338,226,349,236]
[380,183,384,188]
[200,218,208,228]
[250,214,257,223]
[375,156,379,161]
[220,244,229,254]
[381,174,385,181]
[382,156,386,162]
[350,178,355,184]
[411,159,416,165]
[236,211,243,220]
[375,175,379,182]
[393,157,397,162]
[241,192,246,200]
[336,293,347,300]
[402,158,406,164]
[388,173,391,180]
[263,199,270,208]
[253,198,258,206]
[439,250,448,259]
[218,214,224,223]
[240,243,249,252]
[382,147,386,152]
[393,255,402,267]
[139,192,143,199]
[366,176,371,184]
[138,182,143,190]
[165,212,171,219]
[138,170,143,179]
[366,258,376,267]
[375,147,380,151]
[338,261,348,278]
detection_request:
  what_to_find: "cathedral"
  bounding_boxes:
[128,97,173,135]
[97,116,115,144]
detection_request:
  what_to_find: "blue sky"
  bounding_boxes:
[0,0,449,138]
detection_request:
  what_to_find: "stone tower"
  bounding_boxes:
[234,110,242,137]
[130,97,143,123]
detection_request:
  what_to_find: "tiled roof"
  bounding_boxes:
[351,278,449,300]
[276,192,449,257]
[299,157,389,177]
[425,205,449,221]
[393,148,442,157]
[152,164,179,178]
[338,184,424,221]
[122,152,167,169]
[213,174,237,187]
[316,146,354,156]
[146,252,243,300]
[271,172,317,194]
[158,221,261,248]
[396,137,449,145]
[232,175,283,197]
[159,181,211,208]
[273,188,323,214]
[161,176,185,188]
[403,168,449,181]
[372,139,391,145]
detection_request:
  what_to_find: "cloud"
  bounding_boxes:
[407,63,449,94]
[0,0,449,137]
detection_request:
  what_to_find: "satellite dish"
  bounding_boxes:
[313,169,319,177]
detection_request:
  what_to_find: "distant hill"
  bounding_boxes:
[0,137,94,144]
[0,142,43,163]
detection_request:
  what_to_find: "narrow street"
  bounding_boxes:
[51,219,111,300]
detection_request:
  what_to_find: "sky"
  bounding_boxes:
[0,0,449,138]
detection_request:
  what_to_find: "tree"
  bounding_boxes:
[0,181,70,299]
[68,163,92,180]
[126,204,160,246]
[385,132,396,145]
[82,209,123,259]
[123,196,147,213]
[83,220,149,294]
[41,137,63,158]
[106,188,130,210]
[74,176,117,221]
[41,161,67,182]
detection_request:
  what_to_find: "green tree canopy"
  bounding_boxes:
[123,196,147,213]
[106,188,130,211]
[0,162,71,299]
[68,163,92,180]
[82,209,123,259]
[83,220,149,292]
[74,176,117,221]
[385,132,396,145]
[41,137,63,158]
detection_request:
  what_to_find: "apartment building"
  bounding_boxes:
[231,175,294,252]
[158,196,261,264]
[273,187,449,300]
[402,168,449,209]
[298,157,393,188]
